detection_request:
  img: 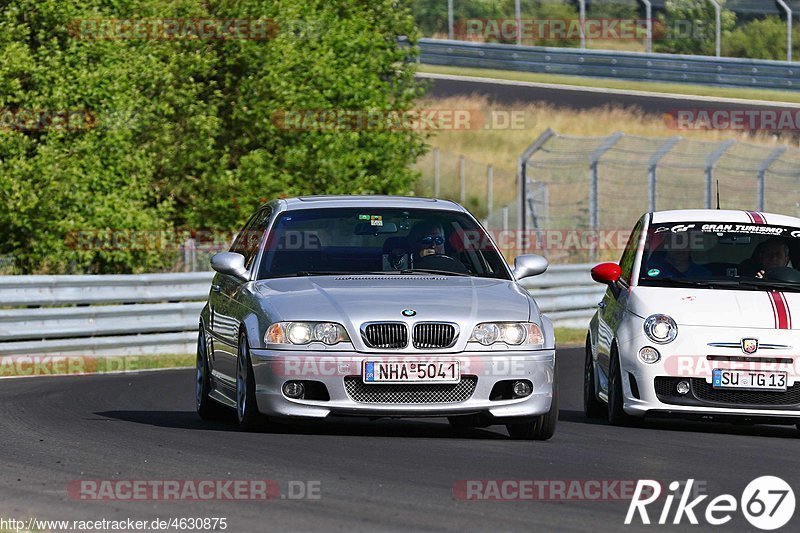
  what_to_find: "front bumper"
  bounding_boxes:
[248,349,555,420]
[617,328,800,420]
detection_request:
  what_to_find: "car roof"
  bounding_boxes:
[650,209,800,226]
[270,195,467,213]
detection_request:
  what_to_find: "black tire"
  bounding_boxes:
[608,347,636,427]
[583,334,605,419]
[196,327,226,420]
[236,333,263,431]
[506,363,559,441]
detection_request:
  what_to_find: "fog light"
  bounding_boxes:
[676,380,690,395]
[283,381,305,399]
[638,346,661,364]
[512,380,533,398]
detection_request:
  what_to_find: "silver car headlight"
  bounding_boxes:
[469,322,544,347]
[265,321,350,345]
[643,314,678,344]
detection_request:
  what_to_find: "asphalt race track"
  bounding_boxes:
[1,348,798,532]
[422,74,800,115]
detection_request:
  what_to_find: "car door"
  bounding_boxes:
[209,208,272,388]
[596,218,643,393]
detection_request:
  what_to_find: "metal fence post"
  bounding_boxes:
[757,146,787,211]
[708,1,721,57]
[777,0,793,62]
[448,0,454,40]
[459,155,466,204]
[502,205,509,232]
[648,136,681,212]
[518,129,556,254]
[433,148,440,197]
[578,0,586,50]
[641,0,653,54]
[515,0,522,46]
[588,133,624,261]
[486,164,494,220]
[704,139,735,208]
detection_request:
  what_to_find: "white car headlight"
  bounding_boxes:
[265,322,350,345]
[469,322,544,347]
[643,314,678,344]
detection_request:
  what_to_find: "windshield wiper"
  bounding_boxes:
[645,277,800,292]
[732,279,800,292]
[399,268,471,277]
[643,277,740,288]
[294,270,376,276]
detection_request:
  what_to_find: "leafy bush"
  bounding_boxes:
[586,0,640,20]
[723,15,798,60]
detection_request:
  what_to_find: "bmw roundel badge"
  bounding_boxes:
[401,309,416,317]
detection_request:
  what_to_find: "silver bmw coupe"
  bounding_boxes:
[197,195,558,439]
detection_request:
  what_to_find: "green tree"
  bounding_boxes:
[654,0,736,56]
[0,0,426,273]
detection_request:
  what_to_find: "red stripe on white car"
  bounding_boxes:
[768,291,791,329]
[745,211,767,224]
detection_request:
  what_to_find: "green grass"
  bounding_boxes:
[555,328,586,347]
[419,64,800,104]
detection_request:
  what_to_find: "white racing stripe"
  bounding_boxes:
[417,72,800,109]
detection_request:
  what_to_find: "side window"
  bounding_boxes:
[618,220,643,285]
[230,208,272,271]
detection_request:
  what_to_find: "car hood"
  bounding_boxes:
[629,286,800,329]
[253,275,534,326]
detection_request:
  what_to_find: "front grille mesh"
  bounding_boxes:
[362,323,408,349]
[413,323,457,349]
[344,376,477,404]
[654,376,800,408]
[691,378,800,406]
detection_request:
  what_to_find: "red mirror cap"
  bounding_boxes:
[591,262,622,284]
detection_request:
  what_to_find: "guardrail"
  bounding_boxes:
[419,38,800,91]
[0,266,601,356]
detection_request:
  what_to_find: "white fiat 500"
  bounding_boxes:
[586,209,800,430]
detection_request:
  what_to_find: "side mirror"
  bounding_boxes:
[591,262,622,284]
[512,254,549,279]
[211,252,248,280]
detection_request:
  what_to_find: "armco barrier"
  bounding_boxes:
[0,266,602,356]
[419,38,800,90]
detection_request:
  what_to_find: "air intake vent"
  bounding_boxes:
[361,322,408,349]
[344,376,477,403]
[413,322,458,349]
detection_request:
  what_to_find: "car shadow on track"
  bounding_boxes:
[95,410,511,440]
[559,409,800,439]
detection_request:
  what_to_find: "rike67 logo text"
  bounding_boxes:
[626,477,795,530]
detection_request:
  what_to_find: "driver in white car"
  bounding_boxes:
[753,237,791,279]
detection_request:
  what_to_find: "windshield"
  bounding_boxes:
[257,207,511,280]
[639,221,800,291]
